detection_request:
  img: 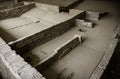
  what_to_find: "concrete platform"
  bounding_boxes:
[33,0,83,8]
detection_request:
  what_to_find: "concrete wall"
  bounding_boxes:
[0,37,46,79]
[9,11,85,54]
[36,36,82,72]
[0,3,35,20]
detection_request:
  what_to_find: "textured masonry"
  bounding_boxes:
[0,37,46,79]
[76,19,93,28]
[0,2,24,10]
[9,11,85,54]
[85,11,100,21]
[35,35,82,71]
[0,3,35,20]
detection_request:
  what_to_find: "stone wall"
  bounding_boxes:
[9,11,85,54]
[0,3,35,20]
[59,0,84,12]
[36,36,82,72]
[76,19,93,28]
[0,2,24,10]
[0,37,46,79]
[35,2,59,12]
[85,11,100,21]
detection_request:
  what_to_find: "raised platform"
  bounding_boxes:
[28,0,84,9]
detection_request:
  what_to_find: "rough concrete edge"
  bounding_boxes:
[0,37,22,79]
[0,37,46,79]
[76,19,93,28]
[35,35,82,71]
[89,36,118,79]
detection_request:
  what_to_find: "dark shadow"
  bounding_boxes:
[99,12,109,20]
[101,41,120,79]
[0,27,16,43]
[41,67,75,79]
[20,50,41,67]
[0,73,3,79]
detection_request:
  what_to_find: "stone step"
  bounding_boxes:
[35,35,82,71]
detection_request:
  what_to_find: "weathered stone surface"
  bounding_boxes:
[36,36,82,71]
[9,11,85,54]
[0,37,46,79]
[10,55,27,72]
[0,54,21,79]
[76,19,93,28]
[0,2,24,10]
[2,51,16,62]
[86,11,100,21]
[35,2,59,12]
[0,37,6,46]
[19,65,43,79]
[0,45,11,55]
[0,3,35,20]
[90,67,104,79]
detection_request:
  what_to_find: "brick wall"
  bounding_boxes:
[0,2,24,10]
[0,3,35,20]
[36,35,82,72]
[85,11,100,21]
[9,11,85,54]
[0,37,46,79]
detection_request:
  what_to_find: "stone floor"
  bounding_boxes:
[40,1,119,79]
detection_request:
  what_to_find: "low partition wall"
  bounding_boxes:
[9,11,85,54]
[85,11,100,22]
[35,35,82,72]
[0,3,35,20]
[24,1,59,13]
[0,37,46,79]
[0,2,24,10]
[35,2,59,13]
